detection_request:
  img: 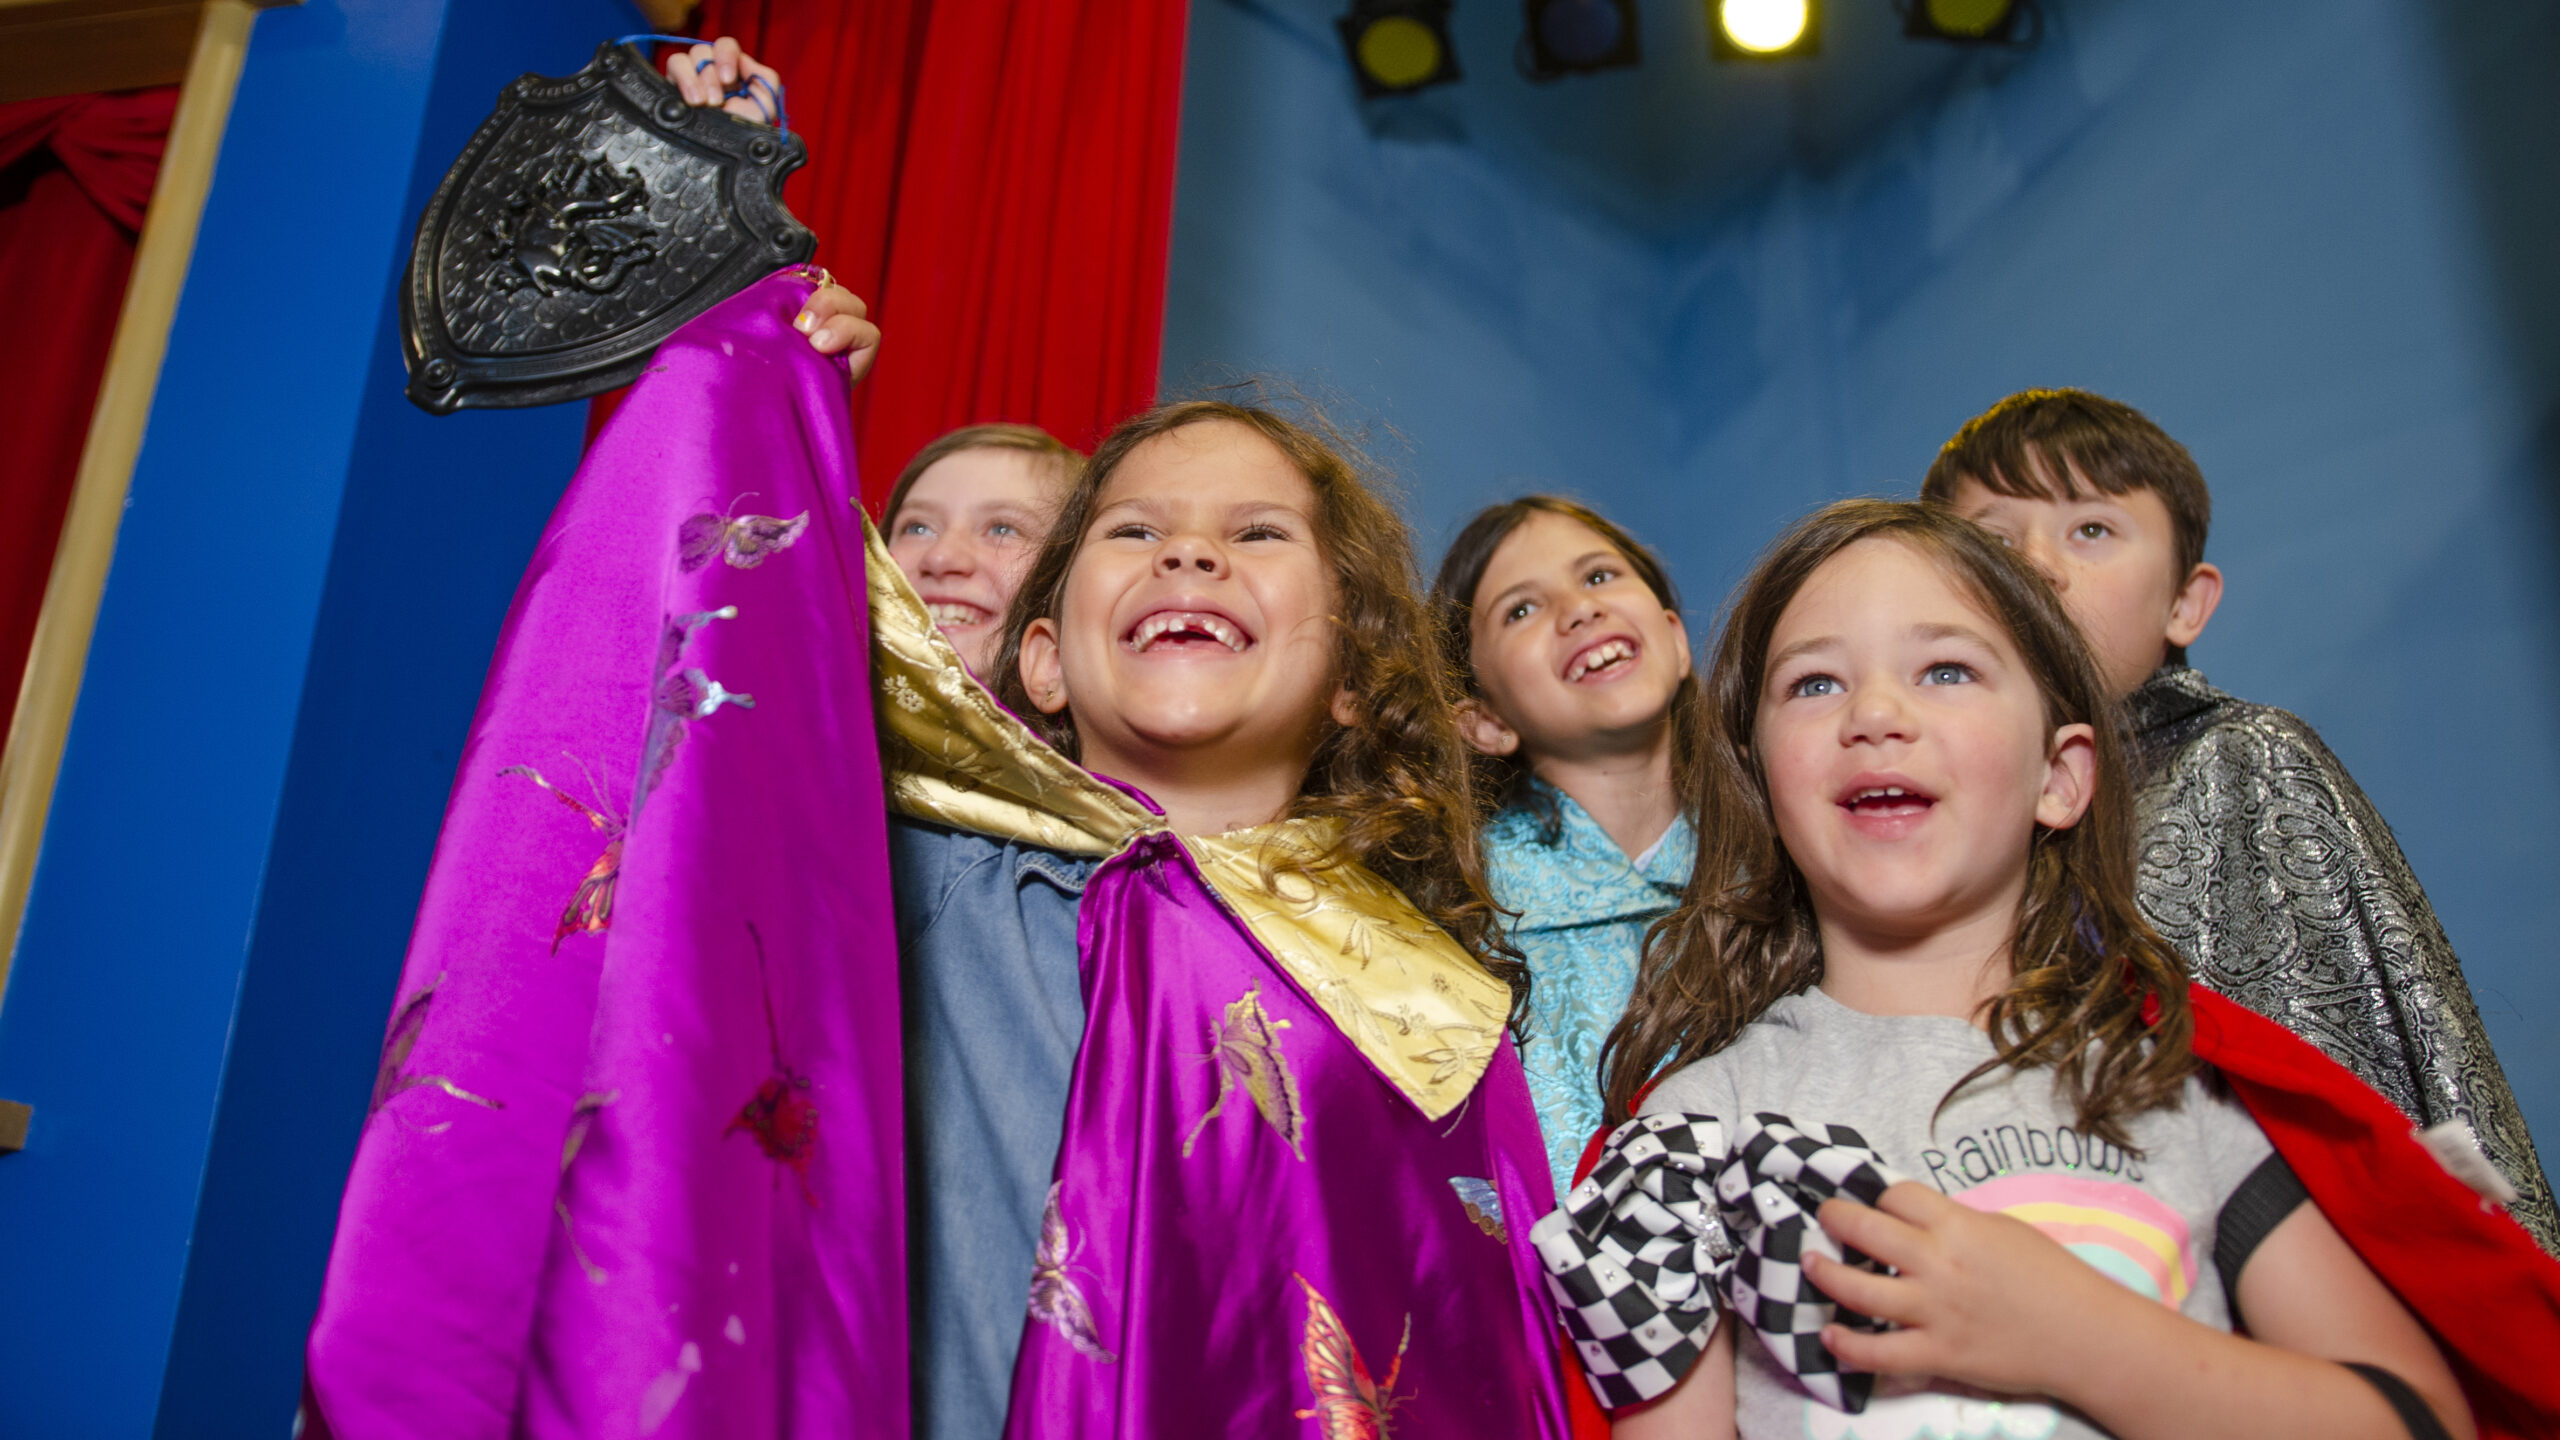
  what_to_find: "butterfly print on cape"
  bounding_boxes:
[369,974,503,1127]
[504,604,754,950]
[1028,1182,1118,1362]
[500,762,627,949]
[725,921,818,1205]
[1183,983,1307,1161]
[678,499,808,572]
[555,1088,618,1283]
[638,607,752,806]
[1292,1273,1412,1438]
[1447,1176,1507,1242]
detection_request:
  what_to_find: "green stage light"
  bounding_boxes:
[1900,0,2034,44]
[1338,0,1462,97]
[1711,0,1819,60]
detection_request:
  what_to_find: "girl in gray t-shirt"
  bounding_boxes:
[1567,502,2469,1440]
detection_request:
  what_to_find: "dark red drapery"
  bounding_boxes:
[685,0,1190,512]
[0,89,176,739]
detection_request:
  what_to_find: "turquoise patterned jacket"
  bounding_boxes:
[1483,781,1695,1197]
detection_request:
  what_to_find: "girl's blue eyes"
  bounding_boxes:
[898,521,1024,541]
[1786,663,1975,696]
[1099,524,1291,543]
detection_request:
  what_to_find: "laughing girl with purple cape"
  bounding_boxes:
[303,274,1571,1439]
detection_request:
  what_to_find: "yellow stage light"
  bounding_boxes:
[1360,17,1442,87]
[1901,0,2033,45]
[1719,0,1808,52]
[1337,0,1462,96]
[1711,0,1818,60]
[1925,0,2009,34]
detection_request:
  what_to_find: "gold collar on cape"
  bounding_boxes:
[864,520,1507,1119]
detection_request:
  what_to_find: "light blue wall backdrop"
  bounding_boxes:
[1166,0,2560,1140]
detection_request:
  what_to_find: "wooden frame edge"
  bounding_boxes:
[0,0,267,1016]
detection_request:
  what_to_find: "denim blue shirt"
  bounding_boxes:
[890,816,1094,1440]
[1482,781,1694,1196]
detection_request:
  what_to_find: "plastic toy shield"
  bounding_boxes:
[402,40,815,414]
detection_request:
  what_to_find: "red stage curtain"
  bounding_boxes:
[687,0,1190,512]
[0,89,176,740]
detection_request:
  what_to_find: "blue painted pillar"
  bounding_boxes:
[0,1,641,1434]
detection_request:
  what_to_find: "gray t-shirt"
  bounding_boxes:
[1641,987,2274,1440]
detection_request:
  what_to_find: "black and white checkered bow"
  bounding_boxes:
[1527,1112,1904,1413]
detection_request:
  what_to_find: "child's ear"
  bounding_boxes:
[1667,610,1695,681]
[1330,685,1360,728]
[1018,617,1072,715]
[2165,561,2223,649]
[1455,700,1521,758]
[2036,722,2099,831]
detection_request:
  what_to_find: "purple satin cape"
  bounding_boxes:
[305,272,1571,1438]
[1014,830,1571,1436]
[305,273,905,1439]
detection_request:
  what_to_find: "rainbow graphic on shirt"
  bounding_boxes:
[1793,1174,2197,1437]
[1956,1172,2197,1307]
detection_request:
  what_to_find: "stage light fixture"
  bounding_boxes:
[1711,0,1819,60]
[1338,0,1462,98]
[1899,0,2033,44]
[1520,0,1642,79]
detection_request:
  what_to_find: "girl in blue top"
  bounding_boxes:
[1433,497,1704,1194]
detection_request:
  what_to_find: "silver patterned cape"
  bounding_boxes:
[2129,664,2556,1252]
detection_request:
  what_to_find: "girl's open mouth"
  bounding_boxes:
[926,601,992,629]
[1125,609,1253,654]
[1563,636,1640,683]
[1838,782,1936,819]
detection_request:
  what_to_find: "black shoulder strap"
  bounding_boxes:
[2215,1149,2309,1312]
[2344,1363,2455,1440]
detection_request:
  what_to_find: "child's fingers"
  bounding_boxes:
[711,35,744,89]
[797,313,881,384]
[807,315,879,357]
[1801,1249,1919,1324]
[807,284,868,322]
[1815,1194,1928,1271]
[728,59,784,125]
[664,46,708,105]
[1872,1180,1963,1227]
[1821,1321,1936,1378]
[843,336,879,385]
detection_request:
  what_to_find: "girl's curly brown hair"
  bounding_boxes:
[990,399,1529,1025]
[1600,499,2196,1148]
